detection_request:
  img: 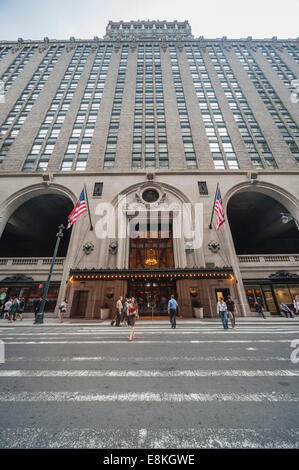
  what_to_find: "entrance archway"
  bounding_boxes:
[0,193,73,257]
[226,184,299,315]
[227,191,299,255]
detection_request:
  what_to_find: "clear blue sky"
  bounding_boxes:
[0,0,298,40]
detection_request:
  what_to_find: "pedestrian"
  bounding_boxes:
[121,298,129,326]
[58,299,68,323]
[168,294,178,329]
[128,297,138,341]
[254,298,265,319]
[3,298,12,320]
[16,297,25,320]
[33,297,43,322]
[8,298,19,323]
[226,295,236,328]
[217,297,228,330]
[280,302,294,318]
[115,296,123,327]
[293,295,299,315]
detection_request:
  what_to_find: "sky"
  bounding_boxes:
[0,0,298,41]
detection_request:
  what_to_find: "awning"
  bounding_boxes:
[70,267,233,281]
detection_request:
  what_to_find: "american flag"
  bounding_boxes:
[67,189,87,229]
[214,187,225,231]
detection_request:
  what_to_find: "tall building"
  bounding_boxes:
[0,21,299,318]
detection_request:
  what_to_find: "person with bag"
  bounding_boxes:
[217,298,228,330]
[128,297,139,341]
[8,298,19,323]
[16,297,25,320]
[58,299,68,323]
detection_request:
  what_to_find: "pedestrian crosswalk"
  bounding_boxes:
[0,322,299,448]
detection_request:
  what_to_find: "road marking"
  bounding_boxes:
[4,356,290,362]
[0,427,297,449]
[0,369,298,377]
[1,329,299,336]
[0,391,299,402]
[2,339,296,344]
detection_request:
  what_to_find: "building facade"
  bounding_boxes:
[0,21,299,319]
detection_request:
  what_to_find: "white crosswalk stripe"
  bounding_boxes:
[1,323,299,449]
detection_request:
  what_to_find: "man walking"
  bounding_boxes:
[168,294,178,329]
[255,298,265,319]
[115,296,123,327]
[217,297,228,330]
[121,298,129,325]
[3,298,12,320]
[226,295,236,328]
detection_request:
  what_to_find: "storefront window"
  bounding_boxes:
[245,287,265,311]
[0,284,60,312]
[274,285,293,306]
[289,285,299,300]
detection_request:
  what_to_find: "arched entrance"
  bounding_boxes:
[0,187,75,315]
[227,191,299,255]
[0,193,73,257]
[226,185,299,315]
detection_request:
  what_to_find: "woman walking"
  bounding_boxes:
[16,297,25,320]
[8,298,19,323]
[58,299,68,323]
[217,297,228,330]
[128,297,138,341]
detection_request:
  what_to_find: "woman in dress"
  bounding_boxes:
[127,297,139,341]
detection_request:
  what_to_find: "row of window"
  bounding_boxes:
[0,46,64,165]
[103,46,128,169]
[132,44,169,169]
[169,45,197,168]
[258,45,296,87]
[234,45,299,165]
[23,45,91,171]
[208,45,276,169]
[0,46,12,61]
[61,45,111,172]
[187,45,239,170]
[1,46,38,91]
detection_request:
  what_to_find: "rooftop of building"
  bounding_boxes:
[0,20,298,45]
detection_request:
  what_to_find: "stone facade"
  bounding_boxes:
[0,22,298,319]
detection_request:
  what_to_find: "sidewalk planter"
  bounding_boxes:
[100,308,110,320]
[193,307,203,319]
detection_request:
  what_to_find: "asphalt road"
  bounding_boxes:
[0,319,299,449]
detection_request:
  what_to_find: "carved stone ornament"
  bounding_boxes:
[185,242,194,253]
[269,270,299,279]
[109,240,118,255]
[208,240,220,253]
[82,241,94,255]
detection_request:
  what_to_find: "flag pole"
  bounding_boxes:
[209,182,219,229]
[84,184,93,231]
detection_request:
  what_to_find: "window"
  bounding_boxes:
[198,181,208,196]
[93,182,103,197]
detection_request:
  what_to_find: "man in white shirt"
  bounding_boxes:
[4,299,12,320]
[217,298,228,330]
